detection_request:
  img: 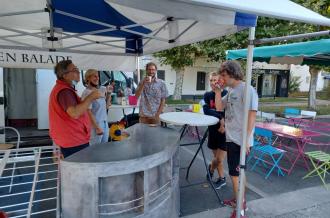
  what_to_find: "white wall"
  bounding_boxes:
[290,65,325,92]
[253,62,289,70]
[182,59,219,95]
[141,56,220,96]
[253,62,325,92]
[36,69,86,129]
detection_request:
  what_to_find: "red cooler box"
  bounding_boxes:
[128,95,137,105]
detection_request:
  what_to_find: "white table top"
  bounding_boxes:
[109,104,139,109]
[160,112,218,126]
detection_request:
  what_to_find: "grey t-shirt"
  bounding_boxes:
[222,82,258,146]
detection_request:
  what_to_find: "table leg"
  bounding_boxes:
[180,125,188,140]
[185,127,206,179]
[287,139,309,175]
[185,127,222,204]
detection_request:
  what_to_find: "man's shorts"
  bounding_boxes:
[226,141,245,177]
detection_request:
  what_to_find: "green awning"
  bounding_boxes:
[226,39,330,66]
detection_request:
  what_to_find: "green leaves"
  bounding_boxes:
[154,44,202,71]
[154,0,329,69]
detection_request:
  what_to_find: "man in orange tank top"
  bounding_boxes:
[49,60,101,158]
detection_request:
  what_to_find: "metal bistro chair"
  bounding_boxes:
[303,140,330,189]
[257,111,276,123]
[303,151,330,189]
[249,127,286,179]
[284,107,300,118]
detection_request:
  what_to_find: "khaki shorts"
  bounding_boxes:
[139,116,159,124]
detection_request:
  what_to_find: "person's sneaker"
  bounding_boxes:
[223,198,248,211]
[215,177,226,189]
[223,198,236,207]
[206,164,214,181]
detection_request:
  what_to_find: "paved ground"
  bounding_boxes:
[4,109,330,218]
[183,186,330,218]
[176,118,330,218]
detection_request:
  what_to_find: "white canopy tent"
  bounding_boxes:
[0,0,329,216]
[0,0,329,69]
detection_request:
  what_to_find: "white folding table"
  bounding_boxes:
[160,112,222,203]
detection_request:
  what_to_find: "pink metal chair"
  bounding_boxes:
[288,118,330,134]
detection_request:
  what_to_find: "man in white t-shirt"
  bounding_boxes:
[215,61,258,218]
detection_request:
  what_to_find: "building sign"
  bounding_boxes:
[0,50,71,68]
[0,49,136,71]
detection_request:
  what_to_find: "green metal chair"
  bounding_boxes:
[303,151,330,189]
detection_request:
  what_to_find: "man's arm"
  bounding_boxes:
[67,90,101,119]
[135,78,147,99]
[155,82,168,118]
[245,87,259,152]
[245,110,257,153]
[247,110,257,137]
[155,98,166,118]
[215,89,226,111]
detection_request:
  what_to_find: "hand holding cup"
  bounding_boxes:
[90,90,102,100]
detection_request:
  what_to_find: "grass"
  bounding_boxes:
[166,99,195,105]
[259,97,306,103]
[260,105,330,116]
[317,91,330,100]
[290,90,330,101]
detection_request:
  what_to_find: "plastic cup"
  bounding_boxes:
[192,104,201,113]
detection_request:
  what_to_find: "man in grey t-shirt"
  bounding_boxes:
[215,61,258,217]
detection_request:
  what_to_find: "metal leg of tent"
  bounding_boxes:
[236,27,256,218]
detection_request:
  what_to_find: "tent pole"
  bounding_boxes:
[46,0,55,50]
[136,55,140,83]
[143,21,169,47]
[0,10,45,18]
[236,26,255,218]
[255,30,329,45]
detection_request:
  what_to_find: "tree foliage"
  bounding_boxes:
[288,75,302,93]
[200,0,330,62]
[153,44,203,71]
[154,0,329,99]
[156,0,329,64]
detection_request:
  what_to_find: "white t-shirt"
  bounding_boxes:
[222,82,258,146]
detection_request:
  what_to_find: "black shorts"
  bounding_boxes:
[226,142,246,177]
[207,126,226,151]
[60,143,89,158]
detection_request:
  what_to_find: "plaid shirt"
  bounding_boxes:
[139,79,168,117]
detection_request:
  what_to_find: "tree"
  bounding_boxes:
[288,75,302,93]
[199,0,329,109]
[155,0,329,101]
[154,45,203,100]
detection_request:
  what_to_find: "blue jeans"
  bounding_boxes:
[90,120,109,145]
[60,143,89,158]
